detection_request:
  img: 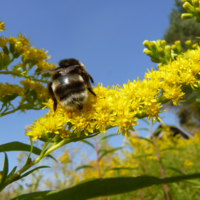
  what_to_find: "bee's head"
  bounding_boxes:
[59,58,86,71]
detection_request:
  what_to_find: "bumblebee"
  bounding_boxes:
[40,58,96,111]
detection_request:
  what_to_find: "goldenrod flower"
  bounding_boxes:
[0,83,23,102]
[15,42,26,54]
[36,60,56,72]
[26,46,200,141]
[21,47,50,62]
[20,79,49,100]
[26,113,63,140]
[0,36,7,47]
[7,36,18,45]
[17,33,30,47]
[184,159,193,167]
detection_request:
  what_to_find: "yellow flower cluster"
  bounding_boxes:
[0,80,49,106]
[146,48,200,105]
[36,61,57,72]
[20,79,49,100]
[0,83,23,102]
[0,20,5,31]
[0,33,53,70]
[26,47,200,141]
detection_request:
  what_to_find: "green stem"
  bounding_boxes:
[0,142,49,192]
[0,71,49,83]
[0,103,43,118]
[43,140,69,157]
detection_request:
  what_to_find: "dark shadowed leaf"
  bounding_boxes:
[11,173,200,200]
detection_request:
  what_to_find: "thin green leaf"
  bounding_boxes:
[193,186,200,189]
[180,99,200,103]
[132,154,153,159]
[137,136,153,144]
[154,126,166,135]
[0,142,56,162]
[0,152,9,185]
[167,167,184,175]
[108,167,137,171]
[99,147,122,161]
[101,133,118,141]
[160,147,184,152]
[75,165,96,171]
[183,179,200,185]
[141,118,149,125]
[136,128,150,132]
[11,173,200,200]
[6,166,17,180]
[80,140,95,149]
[153,125,175,136]
[16,166,50,180]
[98,149,106,154]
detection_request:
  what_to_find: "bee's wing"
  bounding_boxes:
[37,65,78,75]
[37,67,61,74]
[59,65,79,75]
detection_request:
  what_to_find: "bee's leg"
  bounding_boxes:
[48,82,57,112]
[87,87,96,96]
[78,104,83,110]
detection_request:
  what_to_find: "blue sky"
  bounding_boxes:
[0,1,179,170]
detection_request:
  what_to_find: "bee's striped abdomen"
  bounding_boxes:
[52,74,88,110]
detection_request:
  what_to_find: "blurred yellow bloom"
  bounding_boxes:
[58,149,71,163]
[7,36,18,45]
[0,36,7,47]
[0,83,23,101]
[184,159,193,167]
[15,42,26,54]
[17,33,30,47]
[0,20,5,31]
